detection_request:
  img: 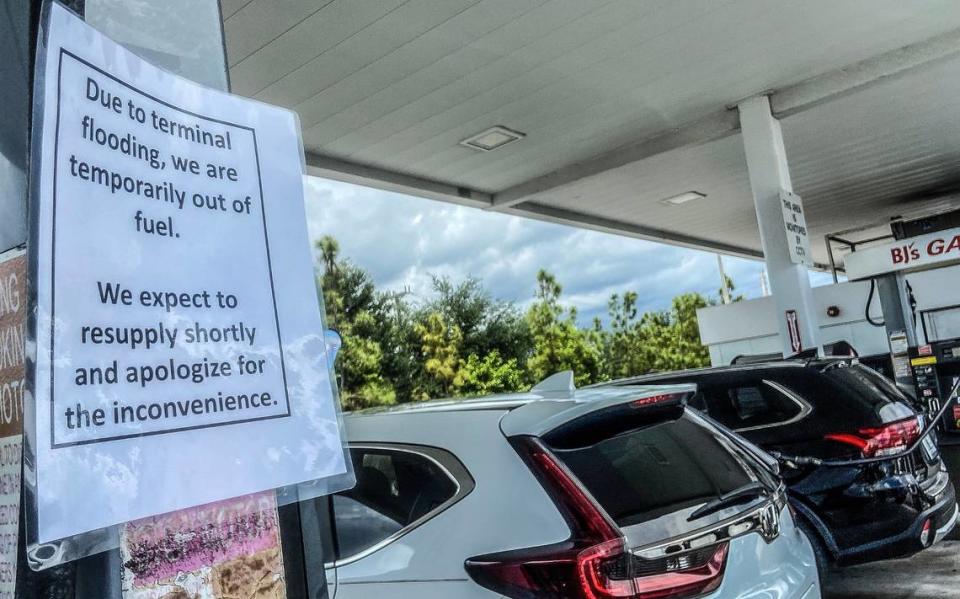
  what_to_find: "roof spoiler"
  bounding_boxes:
[501,383,697,438]
[543,391,690,449]
[530,371,575,398]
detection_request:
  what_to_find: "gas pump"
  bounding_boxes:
[910,338,960,433]
[845,217,960,438]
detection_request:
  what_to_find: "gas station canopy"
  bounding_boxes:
[221,0,960,268]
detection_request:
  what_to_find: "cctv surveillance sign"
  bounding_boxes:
[30,4,346,543]
[779,190,813,266]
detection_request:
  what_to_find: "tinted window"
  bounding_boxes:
[820,362,912,408]
[551,415,759,527]
[749,363,912,434]
[700,382,803,429]
[333,448,457,559]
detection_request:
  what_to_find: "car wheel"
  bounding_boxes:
[796,518,830,589]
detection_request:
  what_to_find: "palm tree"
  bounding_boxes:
[316,235,343,327]
[317,235,340,275]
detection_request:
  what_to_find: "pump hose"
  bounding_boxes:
[865,278,885,327]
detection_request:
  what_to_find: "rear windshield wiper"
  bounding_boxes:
[687,481,768,522]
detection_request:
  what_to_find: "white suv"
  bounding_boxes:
[309,374,821,599]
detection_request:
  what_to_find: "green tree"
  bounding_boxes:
[414,311,463,399]
[597,288,717,381]
[426,275,533,367]
[369,290,421,404]
[337,313,396,410]
[633,292,712,373]
[667,292,712,369]
[316,235,717,406]
[316,236,395,410]
[525,270,602,386]
[601,291,654,379]
[454,350,525,396]
[315,235,377,329]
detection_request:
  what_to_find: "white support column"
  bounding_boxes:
[738,95,821,356]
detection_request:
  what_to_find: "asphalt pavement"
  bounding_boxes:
[824,442,960,598]
[824,540,960,598]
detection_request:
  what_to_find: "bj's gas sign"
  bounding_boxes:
[844,226,960,280]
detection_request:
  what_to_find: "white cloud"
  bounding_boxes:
[304,177,834,325]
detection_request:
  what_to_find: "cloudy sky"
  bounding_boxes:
[304,176,834,326]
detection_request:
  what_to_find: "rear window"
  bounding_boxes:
[818,362,912,408]
[549,414,761,527]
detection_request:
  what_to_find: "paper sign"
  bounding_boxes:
[30,4,346,544]
[0,250,24,596]
[121,492,285,598]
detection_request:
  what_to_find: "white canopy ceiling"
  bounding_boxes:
[221,0,960,268]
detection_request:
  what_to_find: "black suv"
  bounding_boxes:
[603,359,957,568]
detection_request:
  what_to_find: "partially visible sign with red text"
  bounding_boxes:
[0,249,25,598]
[844,226,960,280]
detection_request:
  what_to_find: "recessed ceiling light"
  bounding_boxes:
[660,191,706,206]
[460,126,526,152]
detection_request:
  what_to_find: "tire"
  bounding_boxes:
[796,518,830,590]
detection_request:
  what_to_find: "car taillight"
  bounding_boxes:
[630,392,685,408]
[824,416,921,457]
[465,436,729,599]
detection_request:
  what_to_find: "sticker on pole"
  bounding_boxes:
[785,310,802,353]
[28,3,348,546]
[121,492,285,598]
